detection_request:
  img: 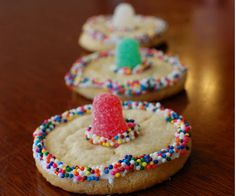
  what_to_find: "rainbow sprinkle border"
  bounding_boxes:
[85,119,141,148]
[33,101,191,184]
[65,49,187,97]
[82,15,167,44]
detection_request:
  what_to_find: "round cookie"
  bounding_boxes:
[79,3,167,51]
[65,43,187,101]
[33,94,191,194]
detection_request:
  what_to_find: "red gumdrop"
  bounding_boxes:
[92,93,128,138]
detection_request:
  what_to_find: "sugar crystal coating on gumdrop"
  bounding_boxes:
[92,93,128,138]
[116,38,142,69]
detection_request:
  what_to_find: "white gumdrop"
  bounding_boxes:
[112,3,136,28]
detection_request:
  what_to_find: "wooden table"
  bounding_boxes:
[0,0,234,195]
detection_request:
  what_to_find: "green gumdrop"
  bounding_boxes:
[116,38,142,69]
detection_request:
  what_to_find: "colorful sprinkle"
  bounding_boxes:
[82,15,167,44]
[85,118,141,147]
[65,49,187,97]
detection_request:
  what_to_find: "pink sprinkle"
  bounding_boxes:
[127,122,135,127]
[76,176,82,181]
[53,163,57,168]
[184,138,189,143]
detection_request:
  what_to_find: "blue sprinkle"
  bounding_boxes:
[177,146,182,150]
[77,111,84,115]
[54,115,61,122]
[154,160,159,164]
[107,83,113,88]
[125,155,129,159]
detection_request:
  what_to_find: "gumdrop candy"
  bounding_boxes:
[91,93,128,138]
[112,3,135,28]
[116,38,142,69]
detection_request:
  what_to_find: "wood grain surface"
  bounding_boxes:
[0,0,234,195]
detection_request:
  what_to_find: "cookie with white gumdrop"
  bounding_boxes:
[33,93,191,194]
[79,3,167,51]
[65,38,188,101]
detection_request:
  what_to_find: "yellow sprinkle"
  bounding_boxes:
[137,159,141,162]
[117,139,122,144]
[150,161,154,165]
[115,173,121,178]
[42,149,46,153]
[85,171,90,176]
[142,162,147,167]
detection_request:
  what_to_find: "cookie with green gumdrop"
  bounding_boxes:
[116,38,142,69]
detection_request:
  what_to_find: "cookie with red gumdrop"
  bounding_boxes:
[33,94,192,194]
[91,93,128,138]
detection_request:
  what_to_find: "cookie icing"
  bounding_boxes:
[33,101,191,184]
[65,49,187,97]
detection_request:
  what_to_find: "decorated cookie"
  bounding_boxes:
[65,38,187,101]
[33,93,191,194]
[79,3,167,51]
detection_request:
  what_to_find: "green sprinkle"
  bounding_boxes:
[66,166,72,172]
[87,167,91,171]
